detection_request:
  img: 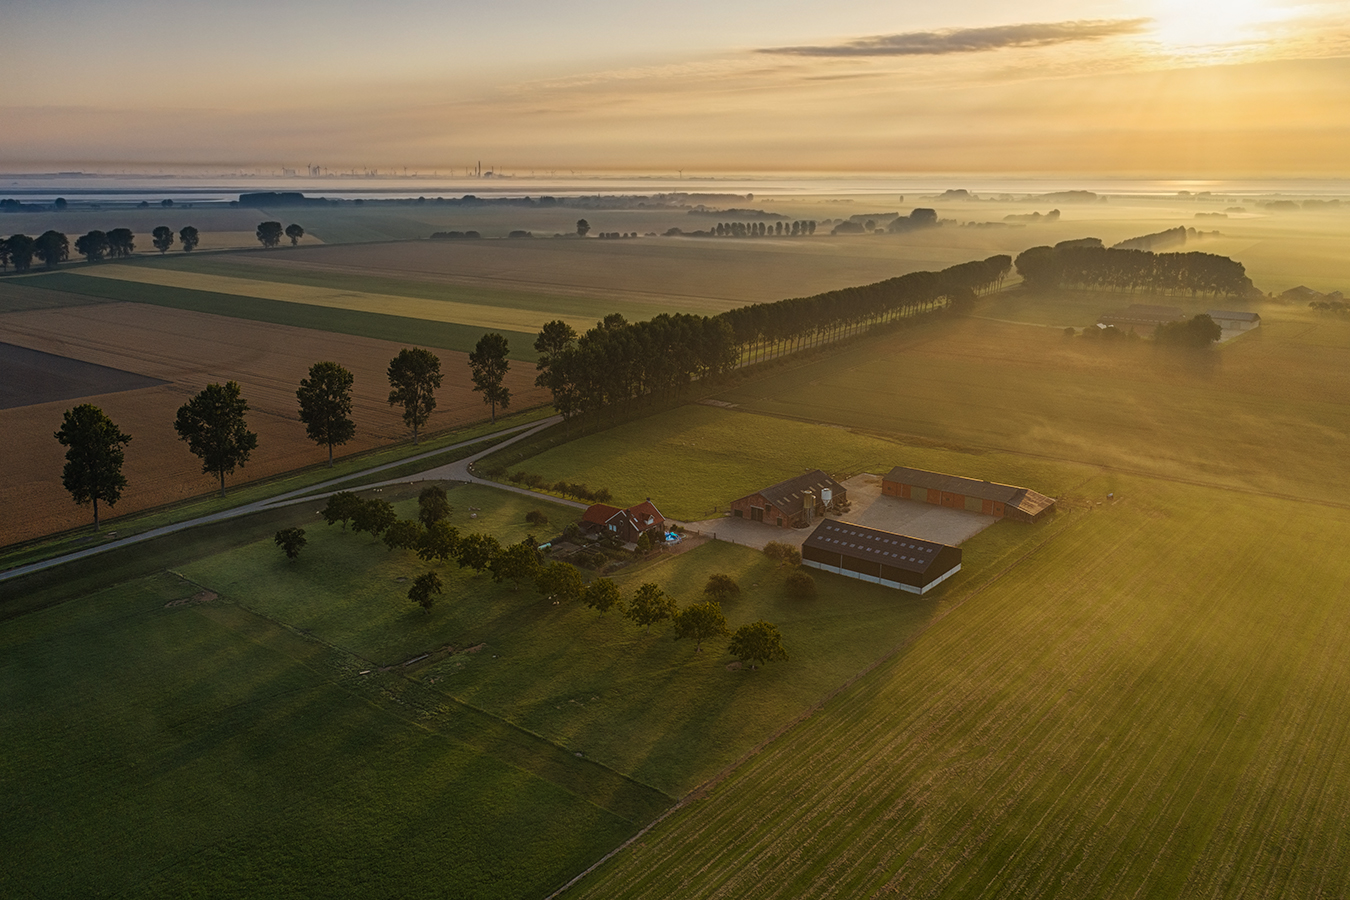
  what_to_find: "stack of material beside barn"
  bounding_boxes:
[883,467,1055,523]
[1207,310,1261,330]
[1097,304,1185,331]
[730,469,847,528]
[802,520,961,594]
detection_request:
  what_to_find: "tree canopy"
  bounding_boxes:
[626,582,677,633]
[5,234,35,271]
[536,561,585,603]
[583,578,623,615]
[256,221,284,248]
[408,572,443,612]
[703,573,741,603]
[729,620,789,667]
[387,348,442,444]
[285,223,305,246]
[1015,243,1253,298]
[106,228,135,258]
[417,485,452,528]
[173,381,259,497]
[151,226,175,254]
[275,527,307,560]
[34,230,68,268]
[75,230,109,262]
[54,404,131,530]
[179,226,199,252]
[674,601,729,651]
[296,361,356,466]
[468,332,512,423]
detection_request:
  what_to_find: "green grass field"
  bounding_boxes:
[571,474,1350,899]
[0,479,1050,896]
[502,403,1086,521]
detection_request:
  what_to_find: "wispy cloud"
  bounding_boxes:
[760,19,1152,58]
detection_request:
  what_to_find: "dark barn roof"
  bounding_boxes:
[802,520,948,576]
[885,466,1055,520]
[1098,304,1186,329]
[753,469,846,517]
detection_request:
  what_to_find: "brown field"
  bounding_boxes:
[0,302,545,545]
[222,236,986,307]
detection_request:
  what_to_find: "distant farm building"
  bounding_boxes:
[1207,310,1261,331]
[1097,304,1185,331]
[802,520,961,594]
[731,470,847,528]
[580,500,666,543]
[883,467,1055,524]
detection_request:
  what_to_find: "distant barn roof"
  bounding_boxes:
[802,520,948,575]
[756,470,846,516]
[885,466,1055,519]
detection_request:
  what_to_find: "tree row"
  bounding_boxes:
[1015,239,1254,297]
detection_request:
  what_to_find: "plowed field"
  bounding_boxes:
[1,302,545,544]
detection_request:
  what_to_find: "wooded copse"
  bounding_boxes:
[1015,240,1254,297]
[535,254,1012,421]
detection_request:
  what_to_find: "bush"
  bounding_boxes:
[763,541,801,567]
[785,569,817,599]
[526,509,549,525]
[510,470,528,484]
[274,527,306,560]
[704,573,741,603]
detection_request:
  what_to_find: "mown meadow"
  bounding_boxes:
[0,477,1051,897]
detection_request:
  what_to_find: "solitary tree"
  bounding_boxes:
[387,347,442,444]
[256,221,284,248]
[173,381,259,497]
[275,527,307,560]
[583,578,623,615]
[6,234,35,271]
[34,230,68,268]
[535,560,584,603]
[576,218,591,237]
[179,225,200,252]
[626,582,677,633]
[418,485,452,527]
[54,404,131,530]
[75,230,109,262]
[321,491,362,529]
[152,226,175,254]
[729,620,789,668]
[704,573,741,603]
[468,332,511,423]
[285,223,305,246]
[0,236,10,271]
[296,361,355,466]
[784,569,817,599]
[674,601,729,651]
[408,571,443,612]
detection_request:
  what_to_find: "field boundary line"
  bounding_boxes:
[544,507,1087,899]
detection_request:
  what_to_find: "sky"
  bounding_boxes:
[2,0,1348,177]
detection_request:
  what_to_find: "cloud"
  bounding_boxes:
[760,19,1152,58]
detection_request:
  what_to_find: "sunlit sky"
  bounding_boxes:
[3,0,1348,176]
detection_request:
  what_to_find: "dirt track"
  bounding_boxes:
[0,302,545,544]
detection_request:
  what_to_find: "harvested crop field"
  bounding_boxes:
[0,342,166,410]
[208,237,973,308]
[0,302,545,544]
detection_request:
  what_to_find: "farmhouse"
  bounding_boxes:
[1097,304,1186,331]
[883,467,1055,523]
[731,470,847,528]
[1207,309,1261,331]
[802,519,961,594]
[580,500,666,543]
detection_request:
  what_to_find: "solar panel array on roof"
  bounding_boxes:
[802,519,949,574]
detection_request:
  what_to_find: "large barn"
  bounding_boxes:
[1097,304,1185,331]
[802,519,962,594]
[882,467,1055,523]
[730,470,847,528]
[1207,309,1261,331]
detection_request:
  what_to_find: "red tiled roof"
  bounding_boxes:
[626,500,664,527]
[582,503,622,525]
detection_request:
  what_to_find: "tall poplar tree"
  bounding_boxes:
[296,361,355,466]
[387,348,442,444]
[468,332,511,423]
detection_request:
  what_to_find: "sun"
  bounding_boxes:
[1151,0,1284,48]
